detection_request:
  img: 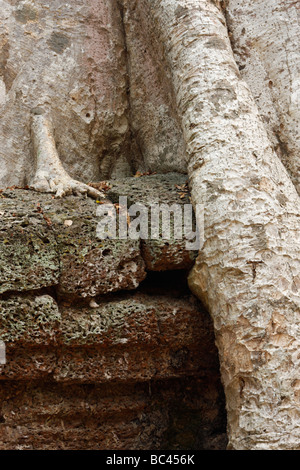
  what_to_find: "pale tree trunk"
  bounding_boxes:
[226,0,300,194]
[140,0,300,449]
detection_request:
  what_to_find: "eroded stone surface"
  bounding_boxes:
[0,175,198,296]
[0,378,227,450]
[0,292,217,382]
[0,189,146,296]
[0,192,60,293]
[0,295,60,345]
[106,173,198,271]
[0,184,226,450]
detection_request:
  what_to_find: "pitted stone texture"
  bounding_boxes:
[0,176,197,296]
[55,294,217,383]
[106,173,198,271]
[107,173,189,206]
[0,293,218,383]
[0,189,146,297]
[0,295,60,345]
[0,191,60,293]
[57,233,145,298]
[45,192,146,297]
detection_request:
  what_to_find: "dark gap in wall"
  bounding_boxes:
[135,269,191,297]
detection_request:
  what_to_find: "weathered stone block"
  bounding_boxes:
[0,191,59,293]
[0,295,60,345]
[0,292,217,383]
[0,189,146,297]
[56,219,146,298]
[0,379,227,450]
[106,173,198,271]
[0,175,198,296]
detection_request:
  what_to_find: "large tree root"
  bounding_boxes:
[226,0,300,194]
[30,114,105,200]
[141,0,300,449]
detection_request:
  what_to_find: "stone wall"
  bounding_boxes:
[0,174,227,450]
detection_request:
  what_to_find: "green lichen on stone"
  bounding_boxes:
[107,173,190,206]
[0,173,198,296]
[0,189,146,297]
[47,201,145,297]
[60,298,155,346]
[0,295,61,345]
[142,238,197,271]
[0,192,60,293]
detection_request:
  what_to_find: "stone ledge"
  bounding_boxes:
[0,177,226,450]
[0,293,218,383]
[0,189,145,297]
[106,174,198,271]
[0,378,227,450]
[0,173,198,296]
